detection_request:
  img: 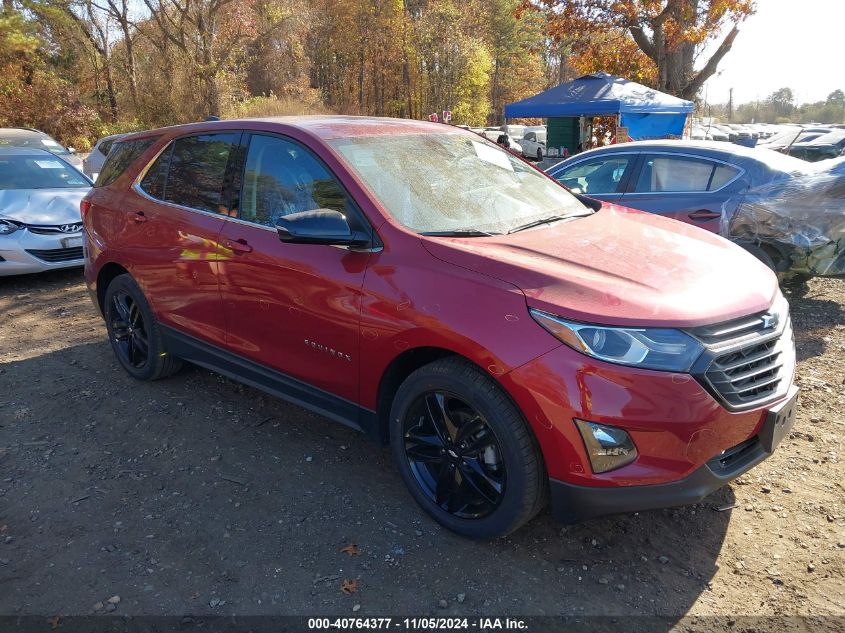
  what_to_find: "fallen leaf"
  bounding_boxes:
[189,591,200,600]
[47,616,60,629]
[340,578,359,594]
[340,543,360,556]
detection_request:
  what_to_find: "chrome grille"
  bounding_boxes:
[27,224,83,235]
[687,297,795,411]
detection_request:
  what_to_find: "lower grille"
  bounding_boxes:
[708,436,761,474]
[25,247,84,263]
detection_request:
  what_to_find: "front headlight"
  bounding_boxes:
[0,219,20,235]
[530,309,704,372]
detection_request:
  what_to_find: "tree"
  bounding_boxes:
[767,87,794,117]
[138,0,295,117]
[544,0,755,99]
[827,89,845,108]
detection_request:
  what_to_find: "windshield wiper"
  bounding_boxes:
[421,229,499,237]
[508,213,589,234]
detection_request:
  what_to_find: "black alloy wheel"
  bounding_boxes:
[103,274,182,381]
[403,391,506,519]
[109,290,150,370]
[390,357,546,538]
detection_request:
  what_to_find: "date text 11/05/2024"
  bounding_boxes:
[307,617,528,630]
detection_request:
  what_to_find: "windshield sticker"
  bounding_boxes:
[472,141,513,172]
[34,160,65,169]
[340,146,378,168]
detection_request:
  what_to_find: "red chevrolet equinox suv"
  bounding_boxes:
[82,117,798,538]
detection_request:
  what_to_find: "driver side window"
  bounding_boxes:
[555,157,631,194]
[240,134,353,227]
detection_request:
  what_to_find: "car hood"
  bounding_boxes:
[0,188,89,225]
[422,204,778,328]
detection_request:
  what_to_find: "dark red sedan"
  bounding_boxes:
[82,117,798,538]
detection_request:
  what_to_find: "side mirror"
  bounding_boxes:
[275,209,370,247]
[67,147,76,154]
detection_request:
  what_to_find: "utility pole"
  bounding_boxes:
[728,88,733,122]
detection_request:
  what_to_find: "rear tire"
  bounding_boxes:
[103,274,182,381]
[389,357,546,539]
[536,148,543,161]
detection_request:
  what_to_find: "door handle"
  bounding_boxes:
[687,210,721,221]
[224,238,253,254]
[132,211,147,223]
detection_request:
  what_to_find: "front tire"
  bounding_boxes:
[536,148,543,161]
[389,358,546,539]
[103,274,182,381]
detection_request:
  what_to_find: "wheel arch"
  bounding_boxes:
[373,345,545,466]
[95,261,130,315]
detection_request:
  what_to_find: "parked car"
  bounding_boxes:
[0,127,84,171]
[690,124,707,140]
[0,147,91,275]
[84,118,797,538]
[546,140,814,274]
[759,128,831,151]
[785,131,845,162]
[498,124,525,140]
[703,124,730,142]
[83,133,127,179]
[520,129,546,160]
[481,128,522,155]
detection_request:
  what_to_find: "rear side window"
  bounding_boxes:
[139,144,172,200]
[94,138,157,188]
[634,156,740,193]
[139,133,238,213]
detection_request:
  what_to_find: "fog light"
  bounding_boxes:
[574,419,638,473]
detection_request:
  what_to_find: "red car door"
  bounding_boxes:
[216,132,373,404]
[126,131,241,346]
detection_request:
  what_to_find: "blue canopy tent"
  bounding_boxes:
[504,72,694,141]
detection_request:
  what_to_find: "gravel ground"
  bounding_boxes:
[0,269,843,626]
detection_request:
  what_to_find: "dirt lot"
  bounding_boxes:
[0,270,843,627]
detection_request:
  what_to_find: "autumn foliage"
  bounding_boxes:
[0,0,756,146]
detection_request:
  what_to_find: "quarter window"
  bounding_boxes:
[95,137,157,188]
[240,134,357,227]
[634,156,739,193]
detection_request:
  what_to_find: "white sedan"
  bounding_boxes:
[520,130,546,161]
[0,147,91,275]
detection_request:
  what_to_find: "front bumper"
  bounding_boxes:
[499,339,798,521]
[0,229,84,276]
[550,425,773,523]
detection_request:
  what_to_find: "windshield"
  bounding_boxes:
[0,136,71,156]
[801,131,845,145]
[0,156,90,189]
[330,132,590,235]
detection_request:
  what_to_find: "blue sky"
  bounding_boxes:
[702,0,842,106]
